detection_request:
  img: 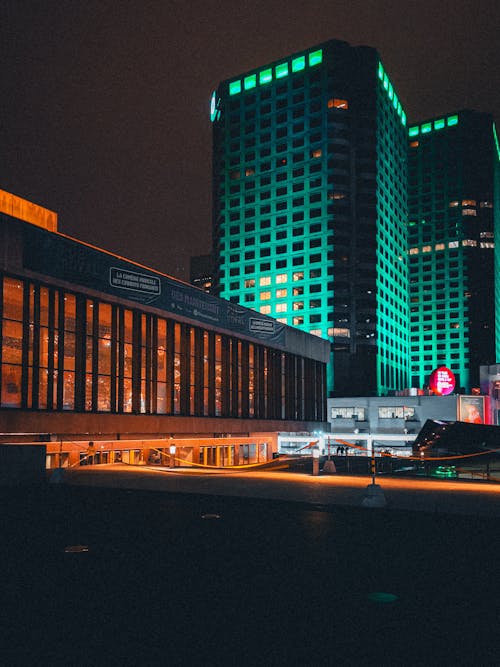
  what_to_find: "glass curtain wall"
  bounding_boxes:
[0,273,325,420]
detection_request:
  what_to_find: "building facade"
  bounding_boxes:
[211,39,409,398]
[408,110,499,392]
[1,196,329,468]
[189,253,214,293]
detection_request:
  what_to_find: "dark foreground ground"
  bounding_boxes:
[2,483,500,666]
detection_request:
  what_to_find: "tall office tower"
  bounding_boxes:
[211,39,409,396]
[408,110,499,392]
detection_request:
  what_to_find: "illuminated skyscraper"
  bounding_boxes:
[408,110,499,391]
[211,39,409,396]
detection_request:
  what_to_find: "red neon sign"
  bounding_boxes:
[428,366,455,396]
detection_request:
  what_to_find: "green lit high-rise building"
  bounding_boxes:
[211,39,409,396]
[408,110,499,392]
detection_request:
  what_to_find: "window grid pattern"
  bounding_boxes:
[408,111,497,391]
[0,273,325,422]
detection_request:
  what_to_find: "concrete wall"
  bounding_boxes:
[0,445,46,485]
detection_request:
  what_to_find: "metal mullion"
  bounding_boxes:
[117,309,125,412]
[151,316,158,414]
[92,301,99,410]
[31,284,40,410]
[110,305,118,412]
[46,289,56,410]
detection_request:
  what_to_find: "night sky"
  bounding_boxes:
[2,0,499,281]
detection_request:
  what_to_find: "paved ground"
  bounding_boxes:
[59,463,500,517]
[5,468,500,664]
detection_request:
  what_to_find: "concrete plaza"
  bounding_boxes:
[59,464,500,517]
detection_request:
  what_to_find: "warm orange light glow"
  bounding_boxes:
[0,189,58,231]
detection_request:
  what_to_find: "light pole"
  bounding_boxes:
[312,445,320,476]
[169,444,176,468]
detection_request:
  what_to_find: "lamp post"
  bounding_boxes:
[312,445,320,476]
[169,444,176,468]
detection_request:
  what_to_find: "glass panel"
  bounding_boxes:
[2,319,23,364]
[229,80,241,95]
[3,277,24,320]
[123,378,132,412]
[63,371,74,410]
[244,74,256,90]
[275,62,288,78]
[308,49,322,66]
[38,368,48,409]
[292,56,305,72]
[259,68,273,84]
[1,364,22,407]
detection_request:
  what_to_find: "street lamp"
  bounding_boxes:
[312,445,320,476]
[169,444,176,468]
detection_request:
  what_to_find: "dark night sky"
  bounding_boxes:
[2,0,499,281]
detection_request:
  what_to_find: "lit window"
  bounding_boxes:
[276,317,287,324]
[276,303,287,313]
[245,167,255,176]
[447,115,458,126]
[259,68,273,85]
[434,118,445,130]
[291,56,305,72]
[293,286,304,296]
[409,140,419,148]
[449,201,459,207]
[276,273,287,283]
[292,301,304,310]
[308,49,322,67]
[462,209,476,216]
[327,98,348,109]
[309,329,322,337]
[421,122,432,134]
[480,242,495,248]
[260,291,271,300]
[275,62,289,79]
[462,199,476,207]
[229,80,241,95]
[293,271,304,281]
[408,126,419,137]
[259,276,271,286]
[448,241,459,248]
[311,149,322,158]
[333,328,350,338]
[244,74,256,90]
[422,246,432,252]
[409,248,419,255]
[293,316,304,325]
[480,231,494,239]
[462,239,477,247]
[480,201,493,208]
[435,243,445,251]
[244,279,255,288]
[260,305,271,314]
[276,289,287,298]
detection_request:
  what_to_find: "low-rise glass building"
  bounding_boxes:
[0,193,329,468]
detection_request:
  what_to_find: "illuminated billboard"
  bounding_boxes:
[459,396,485,424]
[428,366,455,395]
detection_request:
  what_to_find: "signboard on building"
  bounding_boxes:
[22,226,286,346]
